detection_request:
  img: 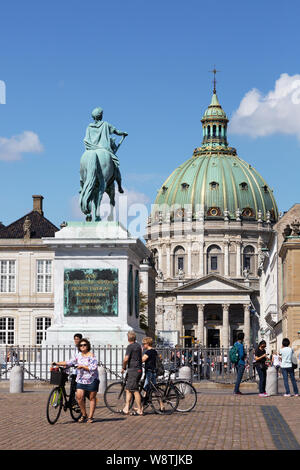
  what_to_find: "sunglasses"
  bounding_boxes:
[79,344,88,347]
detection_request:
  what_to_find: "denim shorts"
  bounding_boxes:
[76,379,100,392]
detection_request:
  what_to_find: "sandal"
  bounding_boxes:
[87,417,94,423]
[78,415,87,423]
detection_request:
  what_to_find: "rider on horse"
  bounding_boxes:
[83,107,127,193]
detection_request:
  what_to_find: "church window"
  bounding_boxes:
[242,208,254,218]
[173,246,185,276]
[211,256,218,270]
[207,207,221,217]
[240,182,248,190]
[263,185,269,193]
[243,245,255,274]
[0,261,16,293]
[207,126,211,137]
[36,317,51,345]
[36,260,52,293]
[0,317,15,344]
[213,125,216,137]
[210,181,219,190]
[162,186,168,193]
[181,183,189,190]
[207,245,222,274]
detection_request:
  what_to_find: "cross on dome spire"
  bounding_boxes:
[209,66,220,94]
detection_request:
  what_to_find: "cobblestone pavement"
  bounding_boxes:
[1,385,300,451]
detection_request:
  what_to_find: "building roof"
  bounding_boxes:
[0,210,59,239]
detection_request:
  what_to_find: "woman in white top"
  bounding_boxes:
[279,338,299,397]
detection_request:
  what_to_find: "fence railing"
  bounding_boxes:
[0,345,256,384]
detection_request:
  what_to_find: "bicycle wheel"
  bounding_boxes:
[104,381,128,413]
[173,381,197,412]
[150,384,179,415]
[46,387,63,424]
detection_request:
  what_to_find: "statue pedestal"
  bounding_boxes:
[42,221,149,346]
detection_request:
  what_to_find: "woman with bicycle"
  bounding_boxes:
[54,338,99,423]
[142,337,158,393]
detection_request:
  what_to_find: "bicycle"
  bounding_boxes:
[104,369,180,415]
[158,367,197,413]
[46,365,82,425]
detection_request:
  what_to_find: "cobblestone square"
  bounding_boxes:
[1,382,300,451]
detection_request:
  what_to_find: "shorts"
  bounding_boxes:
[126,369,142,392]
[76,379,100,392]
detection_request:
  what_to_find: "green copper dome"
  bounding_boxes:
[153,92,278,223]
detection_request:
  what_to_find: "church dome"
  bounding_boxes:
[153,91,278,223]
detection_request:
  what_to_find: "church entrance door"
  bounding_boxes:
[207,328,220,347]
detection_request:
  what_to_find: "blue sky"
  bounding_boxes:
[1,0,300,231]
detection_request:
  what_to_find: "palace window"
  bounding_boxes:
[0,260,16,293]
[36,317,51,345]
[0,317,15,345]
[211,256,218,270]
[36,260,52,293]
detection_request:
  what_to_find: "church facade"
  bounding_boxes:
[145,87,278,348]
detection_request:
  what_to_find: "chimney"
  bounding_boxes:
[32,195,44,215]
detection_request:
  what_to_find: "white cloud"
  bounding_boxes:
[0,131,44,161]
[229,73,300,140]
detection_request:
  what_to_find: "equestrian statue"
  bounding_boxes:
[79,107,128,221]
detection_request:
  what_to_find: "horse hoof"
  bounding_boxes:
[95,217,101,222]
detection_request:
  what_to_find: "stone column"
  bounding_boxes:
[224,239,229,277]
[243,303,251,347]
[197,304,205,346]
[176,304,184,343]
[187,243,192,277]
[199,241,204,276]
[166,244,171,279]
[236,241,242,277]
[222,304,230,349]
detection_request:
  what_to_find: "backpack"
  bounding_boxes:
[156,354,165,377]
[229,344,239,364]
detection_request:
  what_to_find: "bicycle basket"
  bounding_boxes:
[50,370,68,386]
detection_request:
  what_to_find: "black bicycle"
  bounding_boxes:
[46,365,82,425]
[156,367,197,413]
[104,370,179,415]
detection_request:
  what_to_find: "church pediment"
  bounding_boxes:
[172,274,253,293]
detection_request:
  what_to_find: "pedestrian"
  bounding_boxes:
[279,338,299,397]
[121,331,143,415]
[54,338,100,422]
[270,350,281,377]
[233,332,246,395]
[255,340,269,397]
[71,334,83,391]
[142,337,158,394]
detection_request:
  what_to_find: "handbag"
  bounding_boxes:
[292,353,298,370]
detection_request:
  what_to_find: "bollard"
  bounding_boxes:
[178,365,192,383]
[98,366,107,394]
[9,365,24,393]
[266,366,278,396]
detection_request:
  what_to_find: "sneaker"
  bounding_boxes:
[263,393,269,397]
[294,394,299,397]
[284,394,291,397]
[259,393,268,397]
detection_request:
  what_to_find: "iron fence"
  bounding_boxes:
[0,345,256,384]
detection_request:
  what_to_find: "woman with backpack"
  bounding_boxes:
[255,340,269,397]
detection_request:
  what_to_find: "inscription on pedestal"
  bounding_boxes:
[64,268,118,316]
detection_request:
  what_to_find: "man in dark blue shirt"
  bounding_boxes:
[234,332,246,395]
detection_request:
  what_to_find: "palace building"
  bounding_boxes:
[145,85,278,348]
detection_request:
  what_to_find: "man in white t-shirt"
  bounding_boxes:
[279,338,299,397]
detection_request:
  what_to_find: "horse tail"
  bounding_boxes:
[79,151,99,215]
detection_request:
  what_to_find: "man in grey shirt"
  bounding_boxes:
[121,331,143,415]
